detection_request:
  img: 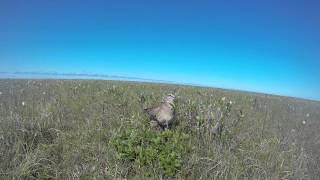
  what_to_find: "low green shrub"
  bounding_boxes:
[112,121,190,177]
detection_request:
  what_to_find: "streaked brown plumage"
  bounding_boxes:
[211,107,223,138]
[144,94,176,129]
[212,120,223,138]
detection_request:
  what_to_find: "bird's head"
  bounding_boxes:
[164,94,176,107]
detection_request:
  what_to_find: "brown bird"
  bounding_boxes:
[212,120,223,138]
[212,107,223,138]
[144,94,176,129]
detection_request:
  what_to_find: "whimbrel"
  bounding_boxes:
[144,94,176,129]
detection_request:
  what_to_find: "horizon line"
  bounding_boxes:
[0,71,318,102]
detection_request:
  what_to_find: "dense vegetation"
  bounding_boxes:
[0,80,319,179]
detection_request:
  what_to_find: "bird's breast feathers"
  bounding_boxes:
[156,105,174,123]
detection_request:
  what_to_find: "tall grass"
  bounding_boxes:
[0,80,318,179]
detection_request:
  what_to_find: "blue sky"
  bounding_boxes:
[0,0,319,100]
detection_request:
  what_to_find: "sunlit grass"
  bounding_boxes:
[0,79,318,179]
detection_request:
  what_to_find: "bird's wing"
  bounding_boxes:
[144,106,161,118]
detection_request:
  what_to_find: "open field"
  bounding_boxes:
[0,79,319,179]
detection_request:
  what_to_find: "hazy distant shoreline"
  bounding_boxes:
[0,71,178,84]
[0,71,318,102]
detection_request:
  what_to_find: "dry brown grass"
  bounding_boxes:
[0,79,319,179]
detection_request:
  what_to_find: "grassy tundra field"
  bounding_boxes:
[0,79,319,179]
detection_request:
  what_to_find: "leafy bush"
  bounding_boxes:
[112,121,190,177]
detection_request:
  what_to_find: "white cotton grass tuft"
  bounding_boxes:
[221,97,226,102]
[302,120,306,125]
[22,101,25,106]
[306,113,310,118]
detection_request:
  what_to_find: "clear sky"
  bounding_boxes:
[1,0,319,100]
